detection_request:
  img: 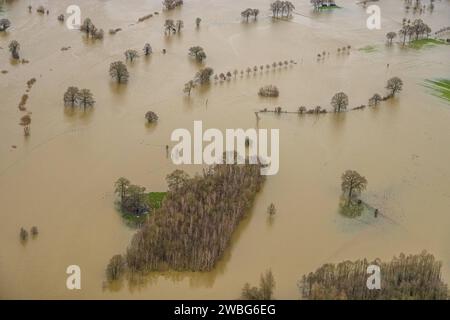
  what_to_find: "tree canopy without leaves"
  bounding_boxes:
[299,251,448,300]
[195,67,214,84]
[145,111,158,123]
[241,270,276,300]
[124,49,139,62]
[9,40,20,59]
[188,46,207,62]
[64,87,79,107]
[341,170,367,201]
[331,92,349,112]
[386,77,403,96]
[109,61,129,83]
[123,162,265,273]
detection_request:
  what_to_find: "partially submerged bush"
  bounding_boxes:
[145,111,158,123]
[258,85,279,97]
[106,255,125,281]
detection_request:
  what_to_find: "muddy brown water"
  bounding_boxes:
[0,0,449,299]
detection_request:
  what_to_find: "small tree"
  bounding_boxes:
[124,49,139,62]
[145,111,159,123]
[369,93,382,106]
[80,18,94,35]
[196,17,202,28]
[58,14,65,22]
[20,115,31,136]
[164,19,176,35]
[64,87,80,107]
[386,77,403,97]
[183,80,195,96]
[175,20,184,33]
[109,61,129,83]
[259,85,279,97]
[267,203,276,215]
[188,46,207,62]
[106,254,125,281]
[331,92,349,112]
[20,228,29,241]
[115,177,130,203]
[30,226,39,237]
[341,170,368,204]
[386,32,397,44]
[76,89,95,109]
[195,67,214,84]
[143,43,153,56]
[0,18,11,32]
[9,40,20,59]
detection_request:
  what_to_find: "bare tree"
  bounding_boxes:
[109,61,129,83]
[8,40,20,59]
[188,46,207,62]
[143,43,153,56]
[75,89,95,109]
[125,49,139,62]
[331,92,349,112]
[183,80,195,96]
[341,170,367,204]
[145,111,159,123]
[386,77,403,97]
[64,87,80,107]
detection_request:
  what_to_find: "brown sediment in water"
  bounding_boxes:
[0,0,449,299]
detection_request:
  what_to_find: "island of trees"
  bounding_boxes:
[107,161,265,280]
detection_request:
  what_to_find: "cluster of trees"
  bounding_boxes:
[241,270,276,300]
[404,0,435,14]
[241,8,260,22]
[398,18,431,45]
[162,0,183,10]
[120,162,265,274]
[298,251,448,299]
[8,40,20,59]
[80,18,104,40]
[0,18,11,32]
[259,85,280,97]
[114,178,150,215]
[63,87,95,109]
[270,1,295,18]
[109,61,129,83]
[188,46,207,62]
[164,19,184,35]
[183,68,214,95]
[311,0,337,10]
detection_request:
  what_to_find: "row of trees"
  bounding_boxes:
[118,162,266,274]
[397,18,432,45]
[298,251,448,299]
[63,87,95,109]
[241,8,260,22]
[164,19,184,35]
[270,1,295,18]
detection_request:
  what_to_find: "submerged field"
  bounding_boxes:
[0,0,450,299]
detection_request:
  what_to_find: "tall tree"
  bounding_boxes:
[109,61,129,83]
[386,77,403,96]
[331,92,349,112]
[341,170,367,204]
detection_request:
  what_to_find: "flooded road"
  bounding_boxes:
[0,0,449,299]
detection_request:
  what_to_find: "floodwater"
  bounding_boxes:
[0,0,449,299]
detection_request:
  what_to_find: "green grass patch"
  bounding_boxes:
[148,192,166,210]
[318,5,341,10]
[423,78,450,103]
[358,45,377,53]
[408,38,447,49]
[120,192,167,227]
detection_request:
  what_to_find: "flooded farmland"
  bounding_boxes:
[0,0,449,299]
